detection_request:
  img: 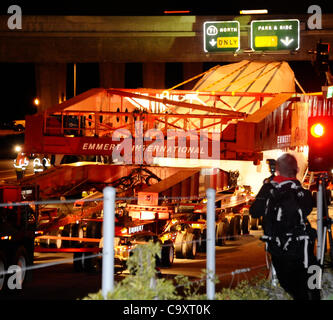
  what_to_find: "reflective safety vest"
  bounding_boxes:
[14,154,29,171]
[33,157,44,173]
[42,157,51,168]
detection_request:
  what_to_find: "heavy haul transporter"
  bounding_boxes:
[33,166,253,271]
[15,60,324,274]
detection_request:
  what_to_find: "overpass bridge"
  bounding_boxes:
[0,14,332,110]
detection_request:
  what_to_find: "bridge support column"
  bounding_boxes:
[35,63,67,111]
[143,62,165,89]
[182,62,203,90]
[99,62,125,88]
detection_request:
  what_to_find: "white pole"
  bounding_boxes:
[206,188,216,300]
[317,181,323,263]
[102,186,116,299]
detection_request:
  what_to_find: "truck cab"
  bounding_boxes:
[0,184,39,291]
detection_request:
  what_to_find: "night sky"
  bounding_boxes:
[0,1,333,120]
[1,0,333,16]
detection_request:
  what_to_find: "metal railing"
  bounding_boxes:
[0,188,270,299]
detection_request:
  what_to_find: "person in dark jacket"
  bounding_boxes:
[250,153,320,300]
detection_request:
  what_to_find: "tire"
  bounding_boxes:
[14,246,32,287]
[229,216,240,240]
[223,219,230,241]
[86,222,102,239]
[71,223,81,247]
[175,233,185,258]
[199,229,207,253]
[216,222,224,246]
[241,215,250,235]
[76,225,85,245]
[182,233,197,259]
[161,240,174,267]
[47,230,59,248]
[250,217,259,230]
[0,251,7,292]
[194,230,204,252]
[55,231,62,249]
[235,215,241,235]
[61,225,71,248]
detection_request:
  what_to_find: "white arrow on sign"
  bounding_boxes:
[209,39,217,47]
[280,36,294,47]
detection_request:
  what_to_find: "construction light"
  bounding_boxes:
[33,98,40,106]
[240,9,268,14]
[14,145,22,153]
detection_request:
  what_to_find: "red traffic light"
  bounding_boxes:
[310,123,325,138]
[308,116,333,172]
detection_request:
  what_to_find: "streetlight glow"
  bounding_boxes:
[240,9,268,14]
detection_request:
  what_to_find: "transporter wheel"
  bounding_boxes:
[228,216,240,240]
[194,229,204,253]
[250,217,259,230]
[175,232,185,258]
[241,215,250,235]
[56,231,63,249]
[61,225,71,248]
[47,230,60,248]
[161,240,174,267]
[235,215,241,235]
[86,221,102,239]
[77,225,86,244]
[182,232,197,259]
[216,221,228,246]
[71,223,80,247]
[0,251,7,292]
[199,229,207,252]
[14,246,32,287]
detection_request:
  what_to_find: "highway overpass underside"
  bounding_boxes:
[32,61,204,111]
[0,14,333,110]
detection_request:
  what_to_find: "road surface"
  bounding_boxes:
[0,158,34,181]
[0,230,268,300]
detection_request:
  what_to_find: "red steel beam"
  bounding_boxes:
[108,89,246,117]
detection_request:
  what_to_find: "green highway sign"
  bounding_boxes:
[204,21,240,53]
[250,19,300,51]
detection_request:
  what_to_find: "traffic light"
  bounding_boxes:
[308,115,333,171]
[316,42,330,72]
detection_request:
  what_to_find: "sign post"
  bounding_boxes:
[204,21,240,53]
[250,19,300,51]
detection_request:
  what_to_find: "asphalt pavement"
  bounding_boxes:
[0,231,267,300]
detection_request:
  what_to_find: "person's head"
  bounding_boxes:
[276,153,299,178]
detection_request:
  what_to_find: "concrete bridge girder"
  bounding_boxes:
[1,14,333,110]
